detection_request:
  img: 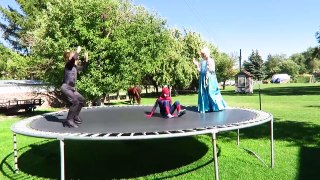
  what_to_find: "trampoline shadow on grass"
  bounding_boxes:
[17,137,209,179]
[298,146,320,180]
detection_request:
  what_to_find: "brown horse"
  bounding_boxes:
[127,86,142,104]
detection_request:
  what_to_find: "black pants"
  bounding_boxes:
[61,84,85,120]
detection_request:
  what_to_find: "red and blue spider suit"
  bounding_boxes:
[146,87,186,118]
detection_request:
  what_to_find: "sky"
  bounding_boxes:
[1,0,320,60]
[132,0,320,59]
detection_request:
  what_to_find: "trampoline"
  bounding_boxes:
[11,105,274,180]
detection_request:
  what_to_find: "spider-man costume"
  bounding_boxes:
[146,87,186,118]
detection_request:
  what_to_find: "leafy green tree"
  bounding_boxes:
[216,52,237,89]
[279,60,300,77]
[181,30,204,89]
[1,0,232,102]
[163,29,194,89]
[1,0,176,101]
[288,53,307,74]
[289,47,320,74]
[182,30,204,60]
[302,47,320,73]
[0,43,33,79]
[146,28,196,92]
[265,54,286,78]
[313,46,320,59]
[243,50,265,80]
[0,43,11,78]
[0,0,53,53]
[130,13,173,90]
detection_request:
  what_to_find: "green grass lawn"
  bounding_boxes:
[1,83,320,179]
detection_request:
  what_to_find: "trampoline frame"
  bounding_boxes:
[11,106,274,180]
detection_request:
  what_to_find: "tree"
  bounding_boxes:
[0,43,32,79]
[181,30,205,89]
[243,50,265,80]
[289,47,320,74]
[0,43,11,78]
[279,60,299,77]
[215,52,237,89]
[1,0,174,101]
[0,0,54,53]
[289,53,307,74]
[264,54,286,78]
[302,47,320,73]
[316,29,320,43]
[165,30,195,90]
[146,28,198,91]
[1,0,229,102]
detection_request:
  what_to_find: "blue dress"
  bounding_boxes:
[198,59,227,113]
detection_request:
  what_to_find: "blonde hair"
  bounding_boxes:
[63,50,77,61]
[63,51,71,61]
[201,47,210,57]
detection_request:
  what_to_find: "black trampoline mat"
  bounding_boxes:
[30,106,257,134]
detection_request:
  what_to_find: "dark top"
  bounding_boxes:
[63,53,88,87]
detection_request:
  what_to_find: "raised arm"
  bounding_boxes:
[76,46,82,53]
[193,58,200,72]
[207,58,215,72]
[84,52,88,62]
[77,52,89,72]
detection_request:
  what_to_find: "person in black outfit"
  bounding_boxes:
[61,46,89,128]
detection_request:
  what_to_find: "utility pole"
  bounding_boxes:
[239,49,242,71]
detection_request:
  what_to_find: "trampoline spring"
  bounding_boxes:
[231,124,240,127]
[79,133,90,137]
[109,133,119,137]
[183,129,196,132]
[91,134,100,137]
[71,133,82,136]
[192,128,201,131]
[146,132,156,135]
[121,133,132,136]
[157,131,170,134]
[168,131,182,134]
[133,132,144,136]
[96,133,107,137]
[217,125,227,128]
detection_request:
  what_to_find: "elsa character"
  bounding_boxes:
[192,47,227,113]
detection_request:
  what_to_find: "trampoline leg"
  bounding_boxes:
[270,118,274,168]
[13,133,19,173]
[60,139,65,180]
[237,129,240,146]
[212,132,219,180]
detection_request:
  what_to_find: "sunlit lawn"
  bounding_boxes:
[1,83,320,179]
